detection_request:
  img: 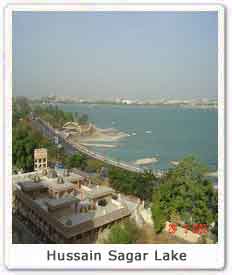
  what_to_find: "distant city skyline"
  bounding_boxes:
[13,11,218,100]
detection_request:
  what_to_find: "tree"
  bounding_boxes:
[33,104,74,128]
[152,156,218,238]
[104,221,140,244]
[78,113,88,125]
[85,159,105,173]
[135,170,157,201]
[64,154,87,169]
[151,188,166,233]
[170,209,181,225]
[12,101,58,172]
[13,123,38,171]
[108,168,157,201]
[13,97,31,126]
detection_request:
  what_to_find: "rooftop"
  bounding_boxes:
[13,169,134,238]
[17,181,48,193]
[46,196,80,211]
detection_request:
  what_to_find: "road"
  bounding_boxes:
[31,117,144,173]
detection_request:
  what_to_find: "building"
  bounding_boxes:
[34,148,47,171]
[12,166,135,243]
[61,121,95,137]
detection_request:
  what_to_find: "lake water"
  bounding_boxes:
[60,104,218,172]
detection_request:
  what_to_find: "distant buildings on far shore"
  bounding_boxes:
[28,95,218,109]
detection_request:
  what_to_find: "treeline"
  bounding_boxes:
[33,105,89,129]
[13,96,31,126]
[33,105,74,129]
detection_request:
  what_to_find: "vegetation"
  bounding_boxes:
[12,98,91,172]
[108,155,217,238]
[12,97,218,240]
[151,156,218,235]
[13,97,58,172]
[33,105,74,129]
[74,112,89,125]
[64,154,87,170]
[104,220,140,244]
[85,159,106,173]
[151,188,166,233]
[13,97,31,126]
[33,105,89,129]
[13,122,38,172]
[13,120,57,172]
[108,168,157,201]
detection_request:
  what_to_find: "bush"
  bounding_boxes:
[104,220,140,244]
[64,154,87,169]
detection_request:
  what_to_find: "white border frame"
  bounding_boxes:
[3,3,225,270]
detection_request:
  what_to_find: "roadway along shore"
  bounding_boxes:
[31,117,149,174]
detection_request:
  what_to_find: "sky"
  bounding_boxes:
[13,11,218,100]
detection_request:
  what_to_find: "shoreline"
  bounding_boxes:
[54,101,218,110]
[78,130,128,143]
[134,157,159,166]
[80,143,118,148]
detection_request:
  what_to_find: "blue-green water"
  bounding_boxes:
[60,104,218,172]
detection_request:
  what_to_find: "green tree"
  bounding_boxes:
[12,121,49,171]
[12,97,31,126]
[135,170,157,201]
[152,156,217,238]
[151,188,166,233]
[64,154,87,169]
[108,168,157,201]
[12,100,58,172]
[85,159,105,173]
[78,113,89,125]
[33,105,74,128]
[104,221,140,244]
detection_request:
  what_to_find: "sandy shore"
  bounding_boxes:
[169,160,180,166]
[134,157,159,166]
[78,127,128,143]
[205,171,218,177]
[80,143,118,148]
[63,121,129,144]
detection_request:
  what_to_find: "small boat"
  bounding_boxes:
[145,130,152,134]
[132,132,137,136]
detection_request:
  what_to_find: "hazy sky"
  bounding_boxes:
[13,11,218,100]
